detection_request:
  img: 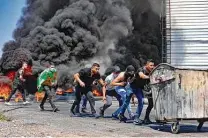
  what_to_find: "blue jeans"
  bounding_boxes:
[81,95,87,108]
[120,86,144,118]
[114,86,133,117]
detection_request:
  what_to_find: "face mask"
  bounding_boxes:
[125,72,134,78]
[113,73,119,78]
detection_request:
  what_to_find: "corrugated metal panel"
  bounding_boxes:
[165,0,208,69]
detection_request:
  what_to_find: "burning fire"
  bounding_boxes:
[65,88,74,93]
[0,84,12,100]
[5,71,16,81]
[35,92,45,102]
[92,89,102,96]
[15,92,23,102]
[56,87,74,95]
[56,87,64,95]
[0,65,34,102]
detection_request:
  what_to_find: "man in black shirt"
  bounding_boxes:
[116,60,154,124]
[131,59,154,125]
[70,63,105,118]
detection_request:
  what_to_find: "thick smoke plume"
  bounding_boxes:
[0,0,162,90]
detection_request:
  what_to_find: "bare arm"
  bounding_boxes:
[111,73,126,86]
[74,73,85,87]
[138,72,149,79]
[74,73,82,83]
[98,78,106,95]
[19,70,25,82]
[98,79,106,101]
[102,84,106,101]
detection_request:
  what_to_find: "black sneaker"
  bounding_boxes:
[81,108,90,114]
[70,109,75,116]
[99,108,104,117]
[53,107,60,112]
[129,113,135,120]
[39,105,44,111]
[133,118,143,125]
[70,110,82,117]
[92,113,100,119]
[143,119,153,124]
[112,114,119,120]
[118,114,127,123]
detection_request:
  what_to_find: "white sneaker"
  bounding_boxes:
[23,101,30,105]
[5,102,12,106]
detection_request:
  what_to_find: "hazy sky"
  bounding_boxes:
[0,0,26,57]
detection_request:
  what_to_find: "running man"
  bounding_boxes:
[70,63,105,118]
[37,65,59,112]
[5,62,30,105]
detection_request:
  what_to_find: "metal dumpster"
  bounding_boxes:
[150,63,208,133]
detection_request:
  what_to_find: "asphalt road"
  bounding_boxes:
[0,97,208,137]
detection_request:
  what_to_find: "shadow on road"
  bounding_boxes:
[149,123,208,134]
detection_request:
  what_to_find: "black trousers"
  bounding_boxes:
[144,94,153,120]
[71,86,96,114]
[40,86,56,109]
[6,84,26,102]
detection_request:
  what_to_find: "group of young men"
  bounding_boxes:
[70,60,155,125]
[4,59,155,125]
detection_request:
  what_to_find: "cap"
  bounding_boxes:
[114,66,121,73]
[126,65,135,72]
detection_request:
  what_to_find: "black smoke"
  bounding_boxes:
[0,0,162,90]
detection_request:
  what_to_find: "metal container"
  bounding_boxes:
[162,0,208,69]
[150,63,208,133]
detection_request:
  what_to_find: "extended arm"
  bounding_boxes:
[111,73,126,86]
[74,73,85,87]
[98,78,106,102]
[138,72,149,79]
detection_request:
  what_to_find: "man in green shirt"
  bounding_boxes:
[5,62,30,105]
[37,65,59,112]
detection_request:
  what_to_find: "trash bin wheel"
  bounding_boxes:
[197,120,204,131]
[171,122,180,134]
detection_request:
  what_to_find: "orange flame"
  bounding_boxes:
[35,92,45,102]
[56,87,64,95]
[5,71,16,81]
[1,65,33,102]
[5,65,32,81]
[15,92,23,102]
[0,84,12,100]
[65,88,74,93]
[92,89,102,96]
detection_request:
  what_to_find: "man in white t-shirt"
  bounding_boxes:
[99,66,122,118]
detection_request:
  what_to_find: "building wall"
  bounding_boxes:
[165,0,208,69]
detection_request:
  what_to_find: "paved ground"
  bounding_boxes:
[0,97,208,137]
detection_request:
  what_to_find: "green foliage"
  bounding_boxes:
[0,112,11,121]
